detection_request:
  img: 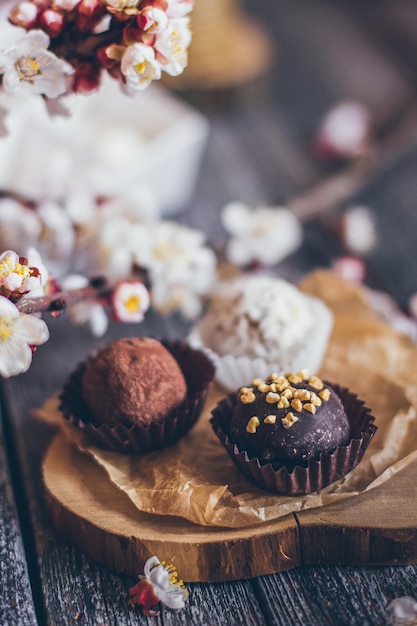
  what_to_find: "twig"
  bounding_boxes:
[16,279,111,315]
[290,106,417,221]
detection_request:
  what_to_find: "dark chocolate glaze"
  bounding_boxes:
[230,380,350,468]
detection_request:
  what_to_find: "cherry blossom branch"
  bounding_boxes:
[291,105,417,221]
[16,278,111,315]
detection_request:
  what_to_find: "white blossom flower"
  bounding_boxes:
[121,43,162,93]
[138,7,169,34]
[111,280,150,322]
[0,198,42,253]
[154,18,191,76]
[221,201,303,267]
[133,221,216,318]
[0,250,42,294]
[60,274,109,337]
[387,596,417,625]
[166,0,193,18]
[0,30,73,99]
[130,556,188,616]
[0,295,49,377]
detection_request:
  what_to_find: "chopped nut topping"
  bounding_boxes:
[240,386,253,393]
[269,382,278,392]
[278,396,290,408]
[291,398,303,412]
[293,389,311,401]
[299,369,310,380]
[310,392,322,407]
[309,376,324,391]
[240,391,256,404]
[266,392,280,404]
[287,373,302,385]
[276,380,290,391]
[319,388,331,401]
[252,378,264,387]
[281,412,299,429]
[258,383,270,393]
[304,403,316,414]
[246,416,260,433]
[264,414,276,425]
[266,372,280,382]
[281,388,293,399]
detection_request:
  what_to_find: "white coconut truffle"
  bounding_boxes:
[189,275,333,391]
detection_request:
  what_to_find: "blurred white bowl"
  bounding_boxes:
[0,76,209,216]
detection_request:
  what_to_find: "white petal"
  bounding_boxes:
[61,274,89,290]
[225,239,251,266]
[0,337,32,377]
[14,313,49,345]
[0,296,20,319]
[144,556,162,579]
[221,202,251,235]
[158,586,187,609]
[89,304,108,337]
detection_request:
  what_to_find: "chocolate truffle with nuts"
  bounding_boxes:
[82,337,187,427]
[229,370,350,469]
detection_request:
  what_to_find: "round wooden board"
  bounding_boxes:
[42,431,300,582]
[43,431,417,582]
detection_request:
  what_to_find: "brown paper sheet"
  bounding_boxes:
[35,271,417,528]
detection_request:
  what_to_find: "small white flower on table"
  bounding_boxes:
[130,556,188,616]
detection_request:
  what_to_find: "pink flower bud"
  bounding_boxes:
[39,8,65,38]
[332,256,366,284]
[314,101,372,162]
[9,1,38,28]
[72,62,101,93]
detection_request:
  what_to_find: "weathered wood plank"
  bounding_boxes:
[0,409,37,626]
[253,564,417,626]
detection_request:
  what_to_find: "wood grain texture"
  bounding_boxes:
[0,410,37,626]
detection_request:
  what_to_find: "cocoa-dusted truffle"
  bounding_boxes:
[229,370,350,469]
[82,337,187,427]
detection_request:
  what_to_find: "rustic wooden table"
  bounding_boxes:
[2,1,417,624]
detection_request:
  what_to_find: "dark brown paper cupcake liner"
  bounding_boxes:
[210,383,377,495]
[59,340,215,455]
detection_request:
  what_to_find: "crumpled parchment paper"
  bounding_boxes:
[35,270,417,528]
